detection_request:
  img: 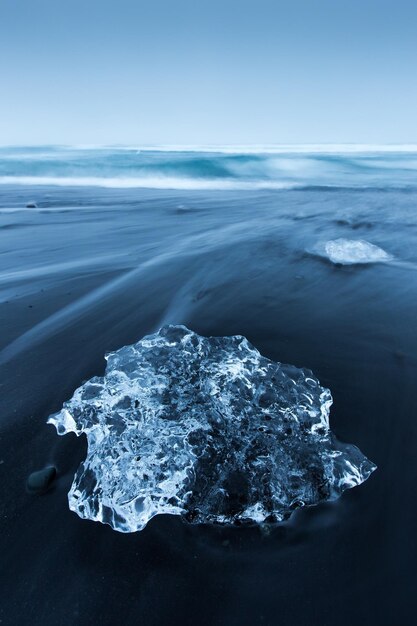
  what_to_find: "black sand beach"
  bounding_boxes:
[1,185,417,625]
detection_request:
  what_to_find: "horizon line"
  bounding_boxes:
[2,142,417,153]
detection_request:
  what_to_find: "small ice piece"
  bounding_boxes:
[319,238,392,265]
[48,325,376,533]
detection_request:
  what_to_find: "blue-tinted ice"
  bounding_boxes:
[316,239,392,265]
[48,325,376,532]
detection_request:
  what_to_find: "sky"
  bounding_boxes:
[0,0,416,145]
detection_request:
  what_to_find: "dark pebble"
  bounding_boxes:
[26,466,57,494]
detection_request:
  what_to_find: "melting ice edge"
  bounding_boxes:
[48,325,376,533]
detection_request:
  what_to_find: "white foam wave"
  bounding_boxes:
[0,176,300,190]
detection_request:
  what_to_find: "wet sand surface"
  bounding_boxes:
[1,186,417,625]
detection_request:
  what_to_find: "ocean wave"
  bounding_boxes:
[1,146,417,190]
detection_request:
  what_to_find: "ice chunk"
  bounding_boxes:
[318,238,392,265]
[48,325,376,533]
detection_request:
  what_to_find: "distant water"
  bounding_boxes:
[0,146,416,625]
[2,144,417,189]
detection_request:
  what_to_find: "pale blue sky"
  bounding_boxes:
[1,0,416,144]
